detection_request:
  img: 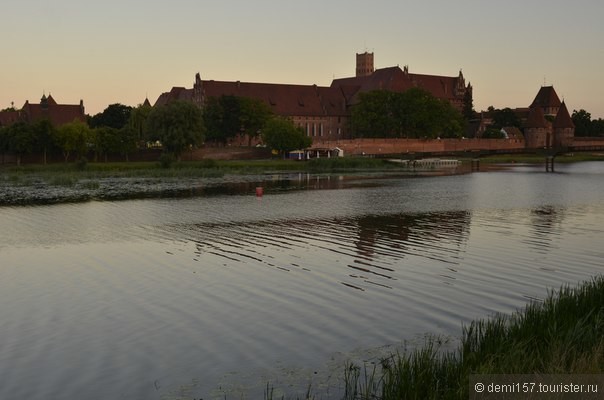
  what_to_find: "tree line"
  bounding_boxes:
[571,109,604,137]
[350,88,467,139]
[0,97,312,164]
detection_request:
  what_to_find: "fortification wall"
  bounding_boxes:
[310,138,525,155]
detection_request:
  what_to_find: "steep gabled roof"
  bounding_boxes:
[202,81,328,116]
[553,101,575,129]
[21,96,85,126]
[331,66,464,105]
[525,105,549,129]
[155,79,349,117]
[531,86,561,109]
[153,87,194,107]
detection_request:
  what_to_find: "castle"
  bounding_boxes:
[0,94,86,127]
[524,86,574,148]
[155,52,472,140]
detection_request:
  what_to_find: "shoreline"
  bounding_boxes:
[1,156,603,206]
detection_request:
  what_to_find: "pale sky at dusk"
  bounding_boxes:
[2,0,603,117]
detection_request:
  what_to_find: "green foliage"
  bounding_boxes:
[204,95,273,145]
[342,276,604,399]
[54,120,92,162]
[351,88,464,139]
[146,101,205,159]
[592,118,604,137]
[462,88,475,120]
[572,109,592,136]
[239,96,273,144]
[261,117,312,156]
[89,103,133,130]
[482,128,505,139]
[158,153,175,168]
[75,157,88,171]
[7,122,36,157]
[307,157,395,172]
[491,107,522,129]
[128,103,153,143]
[31,119,57,164]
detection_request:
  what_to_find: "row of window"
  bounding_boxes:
[298,122,342,137]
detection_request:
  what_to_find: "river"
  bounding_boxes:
[0,162,603,399]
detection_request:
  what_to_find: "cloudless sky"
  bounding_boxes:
[2,0,603,118]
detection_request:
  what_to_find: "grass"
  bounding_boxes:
[474,152,604,164]
[0,157,403,187]
[1,153,602,185]
[340,275,604,399]
[194,276,604,400]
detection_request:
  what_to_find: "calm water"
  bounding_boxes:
[1,163,603,399]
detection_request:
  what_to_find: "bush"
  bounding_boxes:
[158,153,175,168]
[75,157,88,171]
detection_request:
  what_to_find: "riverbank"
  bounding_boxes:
[1,155,603,205]
[265,276,604,400]
[338,275,604,400]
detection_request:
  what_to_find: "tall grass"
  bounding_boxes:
[343,276,604,399]
[306,157,397,172]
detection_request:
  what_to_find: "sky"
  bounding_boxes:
[2,0,604,118]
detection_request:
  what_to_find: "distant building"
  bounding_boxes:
[154,53,473,140]
[0,94,86,127]
[524,86,574,148]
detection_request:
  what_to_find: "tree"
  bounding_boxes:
[203,95,273,145]
[0,126,8,164]
[89,103,133,130]
[491,107,522,129]
[350,89,464,139]
[128,103,153,146]
[350,90,398,138]
[238,97,273,145]
[7,122,36,165]
[55,120,91,162]
[91,126,119,162]
[261,117,311,157]
[146,101,205,159]
[591,118,604,137]
[462,88,475,120]
[572,109,592,137]
[31,119,56,164]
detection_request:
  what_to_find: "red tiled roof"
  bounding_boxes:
[0,110,20,127]
[153,87,194,107]
[155,65,468,117]
[553,101,575,129]
[155,80,348,117]
[332,66,465,104]
[531,86,561,109]
[525,105,549,129]
[21,96,85,126]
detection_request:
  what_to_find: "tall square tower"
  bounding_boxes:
[356,52,374,77]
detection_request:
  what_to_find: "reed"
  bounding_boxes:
[343,276,604,399]
[306,157,396,172]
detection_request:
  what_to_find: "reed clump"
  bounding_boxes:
[343,276,604,399]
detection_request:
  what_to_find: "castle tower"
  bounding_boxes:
[553,101,575,148]
[356,52,374,77]
[525,105,551,148]
[193,72,204,108]
[531,86,561,117]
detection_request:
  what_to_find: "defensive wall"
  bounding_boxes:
[309,138,526,156]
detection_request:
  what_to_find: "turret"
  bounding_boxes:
[553,101,574,148]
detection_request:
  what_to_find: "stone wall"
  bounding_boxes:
[310,138,526,155]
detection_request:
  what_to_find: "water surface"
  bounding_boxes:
[1,163,603,399]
